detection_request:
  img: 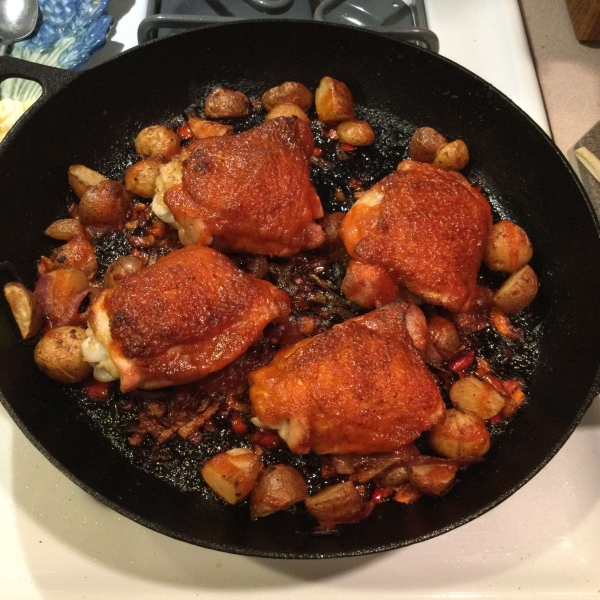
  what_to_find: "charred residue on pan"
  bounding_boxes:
[74,103,543,499]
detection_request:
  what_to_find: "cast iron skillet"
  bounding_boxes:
[0,21,599,559]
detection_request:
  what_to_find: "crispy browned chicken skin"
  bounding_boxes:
[86,246,290,391]
[249,303,445,455]
[152,117,325,256]
[340,161,492,312]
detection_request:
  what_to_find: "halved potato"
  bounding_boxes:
[3,282,42,339]
[305,481,365,527]
[262,82,313,112]
[265,103,310,124]
[450,376,506,420]
[45,219,88,241]
[493,265,538,315]
[204,87,250,119]
[433,140,469,171]
[34,326,92,383]
[315,76,354,123]
[68,165,107,199]
[250,464,308,518]
[201,448,262,505]
[188,117,233,139]
[336,120,375,146]
[408,127,447,163]
[410,463,457,495]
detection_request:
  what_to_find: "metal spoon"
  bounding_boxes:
[0,0,39,56]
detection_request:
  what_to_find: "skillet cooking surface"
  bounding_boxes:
[0,21,599,558]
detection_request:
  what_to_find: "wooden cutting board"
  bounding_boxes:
[565,0,600,41]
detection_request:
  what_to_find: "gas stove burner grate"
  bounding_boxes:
[138,0,439,53]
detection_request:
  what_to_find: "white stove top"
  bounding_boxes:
[3,1,598,598]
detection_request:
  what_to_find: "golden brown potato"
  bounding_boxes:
[305,481,365,527]
[449,376,506,420]
[374,464,411,488]
[79,180,131,227]
[429,409,490,458]
[3,282,42,339]
[484,220,533,273]
[408,127,448,163]
[204,86,250,119]
[433,140,470,171]
[188,117,233,139]
[134,125,180,159]
[410,463,457,495]
[45,218,89,241]
[250,464,308,518]
[426,316,461,364]
[493,265,538,315]
[124,159,162,198]
[262,82,313,112]
[264,103,310,124]
[34,326,93,383]
[51,238,98,280]
[103,255,145,288]
[68,165,107,199]
[315,76,355,123]
[201,448,262,505]
[336,120,375,146]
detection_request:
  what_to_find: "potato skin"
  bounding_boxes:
[79,180,131,227]
[493,265,538,315]
[3,282,42,339]
[315,76,355,123]
[336,120,375,146]
[204,86,250,119]
[103,256,145,288]
[484,220,533,273]
[135,125,180,159]
[265,103,310,124]
[250,464,308,518]
[125,159,162,198]
[433,140,470,171]
[262,82,313,112]
[408,127,447,163]
[34,326,93,383]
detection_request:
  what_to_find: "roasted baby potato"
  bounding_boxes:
[201,448,262,505]
[429,409,490,458]
[78,180,131,228]
[68,165,107,199]
[305,481,365,527]
[262,81,313,112]
[410,463,458,496]
[408,127,448,163]
[34,326,93,383]
[265,103,310,124]
[124,159,162,198]
[3,282,42,339]
[51,238,98,281]
[135,125,180,159]
[44,218,88,242]
[336,120,375,146]
[493,265,538,315]
[433,139,470,171]
[188,117,233,139]
[204,86,250,119]
[484,220,533,273]
[449,376,506,420]
[104,255,145,288]
[426,316,461,364]
[315,76,355,123]
[250,464,308,518]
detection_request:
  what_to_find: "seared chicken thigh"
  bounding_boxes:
[85,246,290,391]
[340,161,492,312]
[152,117,325,256]
[249,303,444,455]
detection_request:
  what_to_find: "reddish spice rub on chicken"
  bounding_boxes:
[340,161,493,312]
[85,246,290,391]
[249,302,445,455]
[152,117,325,256]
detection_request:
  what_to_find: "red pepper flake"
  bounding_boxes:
[177,123,194,140]
[326,128,339,140]
[231,413,248,435]
[312,147,323,157]
[82,378,111,400]
[371,487,394,504]
[341,142,356,152]
[250,429,282,448]
[448,349,475,375]
[489,415,502,425]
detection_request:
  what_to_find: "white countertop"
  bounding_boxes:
[1,1,598,598]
